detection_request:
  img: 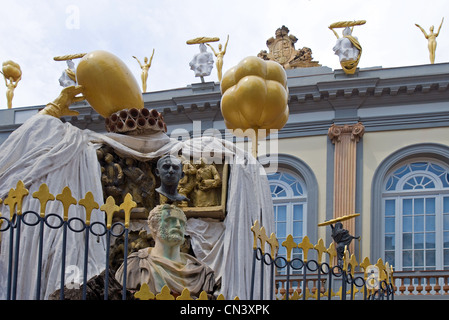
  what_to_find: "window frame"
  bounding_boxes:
[259,153,319,245]
[382,158,449,271]
[370,143,449,260]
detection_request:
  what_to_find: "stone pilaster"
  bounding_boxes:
[328,122,364,251]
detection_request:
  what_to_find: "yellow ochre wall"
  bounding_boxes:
[240,126,449,260]
[362,127,449,258]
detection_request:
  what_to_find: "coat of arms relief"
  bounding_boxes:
[258,25,321,69]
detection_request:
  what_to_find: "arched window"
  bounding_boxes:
[268,170,307,273]
[383,160,449,271]
[260,153,318,274]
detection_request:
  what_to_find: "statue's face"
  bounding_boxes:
[158,208,186,245]
[156,156,183,186]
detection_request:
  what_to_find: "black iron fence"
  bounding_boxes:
[0,181,134,300]
[249,220,395,300]
[1,181,395,300]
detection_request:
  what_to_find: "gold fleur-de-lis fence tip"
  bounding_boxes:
[120,193,137,229]
[78,191,99,226]
[100,196,120,230]
[282,234,297,262]
[13,180,29,216]
[134,283,155,300]
[56,186,77,221]
[298,236,314,262]
[156,285,175,300]
[251,220,261,250]
[314,238,327,264]
[32,183,55,218]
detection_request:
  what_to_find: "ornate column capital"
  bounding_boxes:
[328,122,365,144]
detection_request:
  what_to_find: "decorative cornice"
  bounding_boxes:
[0,64,447,145]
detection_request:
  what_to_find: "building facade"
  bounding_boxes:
[1,62,449,281]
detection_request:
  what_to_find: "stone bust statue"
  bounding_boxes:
[189,43,214,79]
[115,204,216,297]
[155,155,189,203]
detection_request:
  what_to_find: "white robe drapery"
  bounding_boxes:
[0,114,274,299]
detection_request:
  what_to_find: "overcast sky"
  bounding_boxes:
[0,0,447,109]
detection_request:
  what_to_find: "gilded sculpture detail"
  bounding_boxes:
[97,146,157,210]
[1,60,22,109]
[133,50,155,92]
[258,25,320,69]
[191,158,222,207]
[415,17,444,64]
[53,53,87,88]
[220,56,289,158]
[206,35,229,82]
[329,20,365,75]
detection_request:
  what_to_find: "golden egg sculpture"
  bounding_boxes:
[76,50,144,118]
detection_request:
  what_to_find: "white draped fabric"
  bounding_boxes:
[0,115,107,299]
[0,114,274,300]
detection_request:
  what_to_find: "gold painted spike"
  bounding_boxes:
[251,220,262,250]
[359,256,371,275]
[13,180,29,215]
[312,288,319,300]
[343,246,350,271]
[120,193,137,229]
[233,296,240,300]
[258,226,269,254]
[282,234,297,262]
[176,288,193,300]
[385,262,392,283]
[329,20,366,29]
[314,238,327,264]
[197,291,209,300]
[327,242,337,267]
[349,287,359,300]
[304,288,315,300]
[156,285,175,300]
[134,283,155,300]
[4,188,18,220]
[56,186,77,221]
[267,232,279,259]
[290,290,300,300]
[359,286,367,297]
[349,254,358,276]
[323,288,338,299]
[32,183,55,218]
[217,294,225,300]
[389,264,394,283]
[186,37,220,44]
[79,192,99,226]
[334,286,343,300]
[298,236,314,262]
[318,213,360,227]
[375,258,387,281]
[100,196,120,229]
